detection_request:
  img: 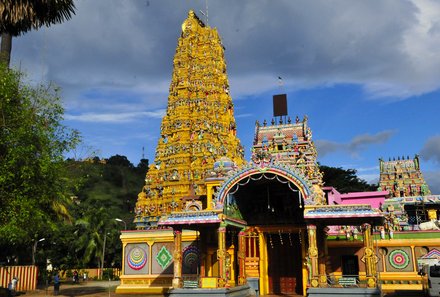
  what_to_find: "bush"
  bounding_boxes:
[102,268,114,280]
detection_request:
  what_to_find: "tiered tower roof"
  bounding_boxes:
[251,116,324,204]
[134,11,245,228]
[379,155,430,198]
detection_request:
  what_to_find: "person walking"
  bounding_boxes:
[8,276,18,297]
[53,273,60,296]
[73,270,79,283]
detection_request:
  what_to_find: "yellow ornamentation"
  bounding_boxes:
[309,247,318,257]
[367,277,376,288]
[134,10,245,228]
[365,247,373,257]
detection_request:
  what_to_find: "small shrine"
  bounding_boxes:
[378,155,431,197]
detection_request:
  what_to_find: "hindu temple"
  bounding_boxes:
[116,11,440,297]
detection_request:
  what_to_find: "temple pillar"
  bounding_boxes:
[172,228,183,289]
[317,226,328,287]
[258,231,269,295]
[217,225,227,287]
[199,231,206,278]
[207,248,213,276]
[238,229,247,285]
[206,184,214,210]
[362,224,377,288]
[307,224,319,288]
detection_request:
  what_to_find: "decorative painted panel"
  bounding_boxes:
[151,242,174,274]
[385,247,413,272]
[152,242,174,274]
[124,243,149,275]
[182,244,200,274]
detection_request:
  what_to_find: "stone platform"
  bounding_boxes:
[307,287,380,297]
[168,285,251,297]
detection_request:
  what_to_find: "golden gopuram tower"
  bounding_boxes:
[134,10,245,229]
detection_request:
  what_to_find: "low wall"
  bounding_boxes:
[60,268,121,280]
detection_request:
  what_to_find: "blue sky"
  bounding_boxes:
[9,0,440,193]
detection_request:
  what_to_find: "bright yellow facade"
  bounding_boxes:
[134,10,245,229]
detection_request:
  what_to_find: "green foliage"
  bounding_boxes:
[102,268,116,280]
[0,0,76,36]
[320,165,377,193]
[107,155,133,168]
[1,1,76,67]
[136,158,149,175]
[0,65,145,271]
[50,156,146,269]
[0,65,80,252]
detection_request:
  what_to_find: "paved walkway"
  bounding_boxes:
[21,281,130,297]
[17,281,423,297]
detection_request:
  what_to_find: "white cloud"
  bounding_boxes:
[356,166,380,172]
[8,0,440,164]
[65,110,165,123]
[235,113,254,119]
[316,130,396,157]
[420,135,440,164]
[11,0,440,110]
[424,171,440,195]
[357,174,379,185]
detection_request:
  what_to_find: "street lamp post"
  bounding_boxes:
[101,232,107,280]
[32,238,45,265]
[115,218,127,230]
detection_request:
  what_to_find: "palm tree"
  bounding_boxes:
[0,0,76,66]
[75,207,115,277]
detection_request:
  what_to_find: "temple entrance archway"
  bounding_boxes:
[217,166,312,295]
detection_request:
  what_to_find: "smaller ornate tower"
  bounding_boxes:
[251,116,324,204]
[379,155,431,198]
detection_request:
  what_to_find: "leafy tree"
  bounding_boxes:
[107,154,133,168]
[0,65,80,263]
[320,165,377,193]
[74,207,114,271]
[136,158,149,175]
[0,0,76,66]
[50,155,145,269]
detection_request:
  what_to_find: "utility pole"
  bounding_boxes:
[101,232,107,280]
[32,238,45,265]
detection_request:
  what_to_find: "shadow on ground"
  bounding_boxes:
[383,290,424,297]
[22,282,120,297]
[58,286,109,297]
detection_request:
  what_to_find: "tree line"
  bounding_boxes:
[0,64,148,273]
